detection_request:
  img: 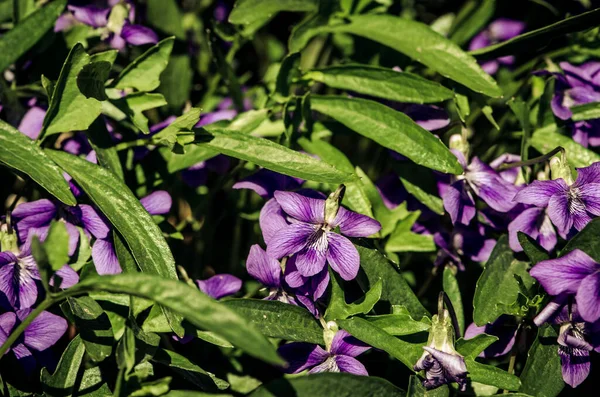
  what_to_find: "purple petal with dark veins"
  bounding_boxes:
[551,93,572,120]
[467,157,518,212]
[334,355,368,375]
[259,198,289,245]
[246,244,281,288]
[559,346,590,388]
[20,309,67,351]
[326,232,359,281]
[51,265,80,289]
[576,273,600,323]
[274,191,325,224]
[575,162,600,185]
[0,256,39,310]
[121,24,158,46]
[12,199,57,243]
[266,223,313,260]
[514,179,568,207]
[547,192,575,236]
[442,180,476,226]
[140,191,172,215]
[277,342,328,373]
[294,241,328,278]
[330,330,371,357]
[79,204,110,239]
[331,207,381,237]
[508,207,546,252]
[0,312,16,344]
[197,274,242,300]
[92,238,122,275]
[530,249,598,295]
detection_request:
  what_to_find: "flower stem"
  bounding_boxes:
[0,298,53,357]
[497,146,564,171]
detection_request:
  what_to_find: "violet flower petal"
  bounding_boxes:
[575,162,600,185]
[246,245,281,288]
[274,191,325,224]
[559,347,590,388]
[514,179,568,207]
[21,309,67,351]
[442,180,476,225]
[18,107,46,140]
[121,24,158,46]
[332,207,381,237]
[259,198,289,246]
[278,343,329,373]
[266,223,313,260]
[140,191,172,215]
[67,5,110,28]
[79,204,110,239]
[576,273,600,322]
[295,242,328,278]
[330,330,371,357]
[92,238,122,275]
[197,274,242,299]
[326,232,359,281]
[529,249,598,295]
[334,355,368,375]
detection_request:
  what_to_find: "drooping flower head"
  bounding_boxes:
[469,19,526,74]
[265,188,381,281]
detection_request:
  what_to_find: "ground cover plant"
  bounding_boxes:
[1,0,600,396]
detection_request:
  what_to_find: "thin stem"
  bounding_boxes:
[497,146,564,171]
[0,298,53,357]
[440,291,462,338]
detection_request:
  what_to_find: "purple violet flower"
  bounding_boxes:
[278,330,370,375]
[434,224,496,270]
[513,162,600,238]
[464,316,518,358]
[17,100,46,140]
[0,309,67,373]
[571,119,600,148]
[196,274,242,299]
[439,150,518,225]
[549,62,600,121]
[530,249,600,323]
[265,191,381,281]
[469,19,526,74]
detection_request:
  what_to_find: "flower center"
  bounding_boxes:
[567,187,586,215]
[320,356,340,372]
[307,227,329,252]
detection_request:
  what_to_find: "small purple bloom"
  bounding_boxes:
[394,104,450,131]
[434,224,496,270]
[513,162,600,237]
[469,19,525,74]
[571,119,600,148]
[18,105,46,140]
[0,309,67,373]
[119,23,158,46]
[67,5,110,28]
[265,191,381,281]
[196,274,242,300]
[278,330,370,375]
[233,169,303,199]
[464,316,518,358]
[530,249,600,323]
[508,206,557,252]
[0,250,78,310]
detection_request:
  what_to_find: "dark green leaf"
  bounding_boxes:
[152,348,229,390]
[338,317,424,369]
[113,37,175,92]
[160,145,219,174]
[223,299,323,344]
[146,0,185,38]
[518,232,550,265]
[561,217,600,261]
[0,0,66,73]
[77,61,111,101]
[356,243,430,319]
[276,52,301,99]
[519,325,563,397]
[398,171,445,216]
[68,274,284,364]
[41,335,85,397]
[473,236,535,326]
[325,273,382,321]
[0,120,76,205]
[407,375,449,397]
[323,15,502,97]
[44,221,70,271]
[465,359,521,390]
[196,128,354,183]
[110,92,168,134]
[448,0,495,46]
[470,8,600,59]
[530,126,600,167]
[456,334,498,358]
[87,117,124,180]
[229,0,317,25]
[159,54,193,110]
[65,296,113,362]
[311,95,463,174]
[250,373,405,397]
[304,65,453,104]
[75,366,112,397]
[443,267,464,336]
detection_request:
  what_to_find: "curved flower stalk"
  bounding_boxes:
[469,19,526,74]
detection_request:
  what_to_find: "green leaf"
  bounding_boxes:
[561,217,600,261]
[64,296,113,362]
[276,52,301,99]
[152,108,202,149]
[448,0,495,46]
[338,317,424,370]
[364,312,431,336]
[0,120,76,205]
[42,44,106,136]
[146,0,185,39]
[407,375,449,397]
[111,92,168,134]
[160,145,219,173]
[529,127,600,167]
[41,335,85,397]
[223,299,323,344]
[472,236,535,326]
[311,95,463,174]
[152,348,229,390]
[250,373,405,397]
[571,101,600,121]
[0,0,66,73]
[386,211,435,253]
[443,267,464,336]
[44,221,70,271]
[465,359,521,391]
[196,128,354,184]
[113,37,175,92]
[356,243,429,319]
[470,7,600,59]
[75,366,112,397]
[229,0,317,25]
[398,171,445,216]
[77,61,111,101]
[325,273,382,321]
[519,325,564,397]
[518,232,550,265]
[159,54,193,110]
[456,334,498,358]
[68,274,284,365]
[87,117,124,180]
[324,14,502,97]
[304,65,453,104]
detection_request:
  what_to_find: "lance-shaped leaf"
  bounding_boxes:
[448,0,496,46]
[325,272,382,321]
[0,120,76,205]
[113,37,175,92]
[303,65,454,104]
[443,267,465,335]
[320,15,502,97]
[152,348,229,390]
[223,299,323,344]
[456,334,498,359]
[529,126,600,167]
[229,0,317,25]
[0,0,66,73]
[160,146,219,174]
[519,325,564,397]
[195,128,354,183]
[310,95,463,175]
[365,308,431,336]
[41,335,85,397]
[65,274,284,364]
[42,44,106,137]
[465,359,521,390]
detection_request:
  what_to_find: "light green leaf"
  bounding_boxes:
[397,166,445,215]
[338,317,424,370]
[571,102,600,121]
[456,334,498,359]
[44,221,70,271]
[407,375,449,397]
[223,299,323,344]
[529,126,600,167]
[325,273,382,321]
[443,267,465,335]
[386,211,435,253]
[152,108,202,149]
[311,95,463,174]
[465,359,521,390]
[111,92,168,134]
[304,65,454,104]
[229,0,317,25]
[146,0,185,39]
[356,243,429,319]
[64,296,113,362]
[472,236,535,326]
[41,335,85,397]
[519,326,564,397]
[365,312,431,336]
[76,365,112,396]
[323,14,502,97]
[68,274,283,365]
[0,0,66,73]
[250,373,405,397]
[160,145,219,174]
[113,37,175,92]
[0,120,76,205]
[42,44,104,136]
[196,128,354,183]
[152,348,229,390]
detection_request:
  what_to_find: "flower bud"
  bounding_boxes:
[324,185,345,226]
